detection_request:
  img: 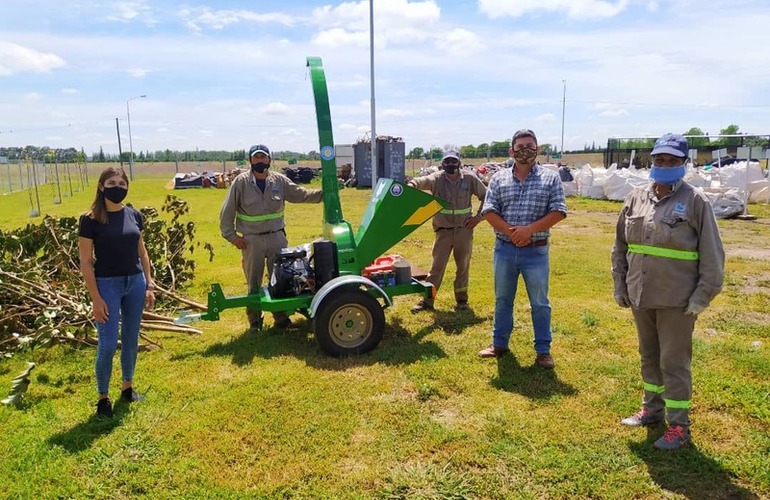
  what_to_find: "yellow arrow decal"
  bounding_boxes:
[403,200,443,226]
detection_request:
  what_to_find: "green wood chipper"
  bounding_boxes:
[176,57,448,356]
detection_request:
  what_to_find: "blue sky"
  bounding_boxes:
[1,0,769,157]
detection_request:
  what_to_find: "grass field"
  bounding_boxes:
[1,171,769,499]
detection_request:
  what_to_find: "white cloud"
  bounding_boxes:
[310,0,440,48]
[532,113,557,123]
[382,108,414,118]
[478,0,629,19]
[105,1,153,23]
[312,28,369,48]
[599,108,629,117]
[178,7,296,32]
[128,68,149,78]
[280,128,303,137]
[433,29,485,57]
[61,88,79,94]
[263,102,292,115]
[0,42,66,76]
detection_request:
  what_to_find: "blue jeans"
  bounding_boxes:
[492,239,553,354]
[95,273,146,395]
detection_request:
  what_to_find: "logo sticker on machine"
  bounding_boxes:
[390,184,403,197]
[320,146,335,160]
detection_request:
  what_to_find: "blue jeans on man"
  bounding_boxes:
[492,239,552,354]
[95,273,146,395]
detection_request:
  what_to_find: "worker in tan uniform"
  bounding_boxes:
[612,133,724,450]
[407,149,486,313]
[220,144,322,329]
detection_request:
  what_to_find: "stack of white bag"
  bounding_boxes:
[690,161,769,218]
[565,160,768,219]
[603,164,650,201]
[574,164,610,199]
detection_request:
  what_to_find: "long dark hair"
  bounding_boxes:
[86,167,129,224]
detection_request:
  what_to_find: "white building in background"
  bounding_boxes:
[334,143,354,176]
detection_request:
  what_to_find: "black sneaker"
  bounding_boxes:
[121,387,144,403]
[96,398,113,418]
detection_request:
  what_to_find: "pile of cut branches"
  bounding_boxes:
[0,195,214,358]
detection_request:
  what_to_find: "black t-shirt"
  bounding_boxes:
[78,206,145,277]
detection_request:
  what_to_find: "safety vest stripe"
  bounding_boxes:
[628,244,699,261]
[236,211,284,222]
[665,398,691,409]
[643,382,665,394]
[440,207,472,215]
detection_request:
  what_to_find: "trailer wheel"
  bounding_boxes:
[314,288,385,356]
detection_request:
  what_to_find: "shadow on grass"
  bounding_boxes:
[629,430,759,499]
[490,354,578,401]
[47,400,130,453]
[429,307,487,335]
[198,314,447,369]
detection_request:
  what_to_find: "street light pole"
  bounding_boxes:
[115,118,123,168]
[126,94,146,180]
[369,0,377,189]
[560,79,566,155]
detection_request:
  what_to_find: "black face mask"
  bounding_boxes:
[102,186,127,204]
[251,162,269,173]
[443,165,458,174]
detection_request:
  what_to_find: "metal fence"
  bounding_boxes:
[0,158,90,215]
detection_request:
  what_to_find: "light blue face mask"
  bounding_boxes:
[650,165,685,184]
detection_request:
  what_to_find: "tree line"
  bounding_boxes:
[0,146,324,163]
[3,124,764,163]
[609,125,769,150]
[406,124,768,160]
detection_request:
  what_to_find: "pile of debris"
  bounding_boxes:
[0,195,213,358]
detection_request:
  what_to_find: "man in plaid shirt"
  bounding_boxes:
[479,129,567,368]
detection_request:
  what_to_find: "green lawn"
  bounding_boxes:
[1,174,769,499]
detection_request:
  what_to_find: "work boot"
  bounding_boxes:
[478,344,510,358]
[273,312,293,329]
[654,425,691,450]
[410,300,435,314]
[454,301,470,311]
[247,310,261,330]
[621,408,664,427]
[535,353,555,369]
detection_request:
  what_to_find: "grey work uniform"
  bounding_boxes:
[611,180,724,427]
[410,170,486,306]
[220,169,322,324]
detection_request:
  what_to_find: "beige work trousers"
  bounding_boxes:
[631,307,696,427]
[424,226,474,306]
[242,230,289,326]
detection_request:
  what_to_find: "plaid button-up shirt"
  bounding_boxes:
[481,164,568,242]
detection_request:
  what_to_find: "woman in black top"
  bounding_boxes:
[78,167,155,418]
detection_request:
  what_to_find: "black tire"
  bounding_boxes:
[313,288,385,356]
